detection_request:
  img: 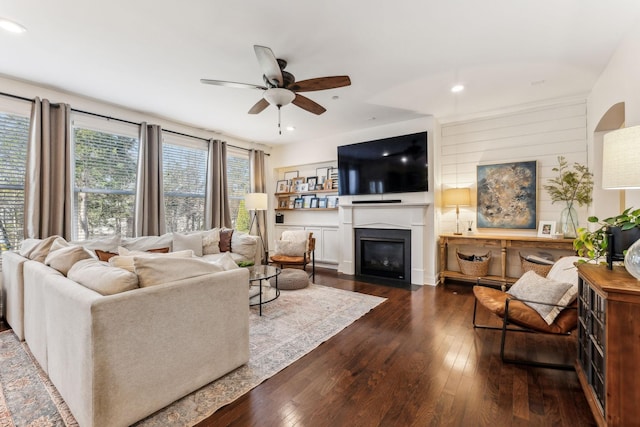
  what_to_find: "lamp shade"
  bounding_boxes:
[602,125,640,189]
[263,88,295,107]
[443,188,471,207]
[245,193,268,211]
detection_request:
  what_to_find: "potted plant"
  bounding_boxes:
[574,207,640,268]
[543,156,593,238]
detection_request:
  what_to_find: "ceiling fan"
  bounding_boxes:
[201,45,351,134]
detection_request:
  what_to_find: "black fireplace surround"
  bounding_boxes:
[355,228,411,285]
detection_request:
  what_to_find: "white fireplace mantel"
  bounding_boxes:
[338,202,436,286]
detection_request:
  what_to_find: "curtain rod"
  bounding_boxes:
[0,91,265,155]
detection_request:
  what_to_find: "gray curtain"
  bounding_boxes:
[204,139,232,228]
[250,149,268,259]
[134,123,166,236]
[24,98,73,239]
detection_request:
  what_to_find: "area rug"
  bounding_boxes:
[0,284,385,426]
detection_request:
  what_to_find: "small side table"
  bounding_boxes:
[248,265,281,316]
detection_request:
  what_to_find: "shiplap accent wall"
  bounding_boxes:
[440,99,588,236]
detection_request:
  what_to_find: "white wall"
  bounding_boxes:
[0,76,267,152]
[440,99,588,236]
[587,20,640,217]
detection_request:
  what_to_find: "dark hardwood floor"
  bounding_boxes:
[197,268,595,427]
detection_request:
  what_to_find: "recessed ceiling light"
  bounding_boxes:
[332,95,339,100]
[286,125,295,132]
[0,18,27,33]
[451,84,464,93]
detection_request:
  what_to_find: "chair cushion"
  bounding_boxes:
[270,254,305,264]
[473,286,577,334]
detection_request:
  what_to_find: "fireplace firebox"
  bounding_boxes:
[355,228,411,286]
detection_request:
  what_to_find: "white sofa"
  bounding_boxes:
[1,229,258,427]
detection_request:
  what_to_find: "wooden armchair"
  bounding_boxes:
[269,230,315,282]
[472,256,583,370]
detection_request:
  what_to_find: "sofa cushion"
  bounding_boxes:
[219,228,233,252]
[202,228,221,255]
[173,232,203,257]
[120,233,173,251]
[68,258,139,295]
[71,234,121,253]
[95,249,118,262]
[133,256,227,287]
[508,270,576,325]
[109,249,194,272]
[19,235,60,262]
[44,244,93,275]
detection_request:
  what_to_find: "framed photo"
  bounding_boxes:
[327,196,339,208]
[323,178,333,190]
[293,197,303,209]
[302,194,316,208]
[310,197,319,208]
[288,200,295,209]
[306,176,318,191]
[284,170,299,181]
[278,197,289,208]
[292,177,306,186]
[316,167,330,182]
[318,197,328,208]
[276,180,289,193]
[477,160,537,230]
[537,221,556,238]
[296,183,309,192]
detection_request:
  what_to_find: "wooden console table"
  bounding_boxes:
[439,233,575,285]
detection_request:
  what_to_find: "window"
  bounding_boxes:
[162,135,207,232]
[72,116,139,240]
[0,101,30,259]
[226,147,250,231]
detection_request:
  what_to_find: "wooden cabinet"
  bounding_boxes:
[439,233,575,285]
[576,264,640,427]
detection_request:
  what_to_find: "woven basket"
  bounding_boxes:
[519,253,553,277]
[456,250,491,277]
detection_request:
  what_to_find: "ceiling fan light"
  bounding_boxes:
[264,88,295,107]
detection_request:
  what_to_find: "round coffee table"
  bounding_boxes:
[248,265,281,315]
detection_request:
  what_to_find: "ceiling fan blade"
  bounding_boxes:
[288,76,351,92]
[254,45,283,87]
[200,79,266,90]
[292,94,326,115]
[248,98,270,114]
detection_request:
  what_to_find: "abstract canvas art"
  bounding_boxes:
[477,160,537,229]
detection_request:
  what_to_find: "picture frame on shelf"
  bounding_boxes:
[292,177,306,187]
[297,183,309,192]
[327,196,339,208]
[284,170,299,181]
[310,197,319,208]
[276,180,289,193]
[302,194,316,208]
[293,198,303,209]
[316,167,329,182]
[323,178,333,190]
[318,198,328,208]
[537,220,556,238]
[288,200,295,209]
[306,176,318,191]
[278,197,289,208]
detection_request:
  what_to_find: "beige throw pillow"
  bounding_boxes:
[44,244,93,275]
[134,256,225,287]
[231,232,257,260]
[202,228,221,255]
[508,271,577,325]
[71,234,121,253]
[173,232,203,257]
[19,235,62,263]
[68,259,139,295]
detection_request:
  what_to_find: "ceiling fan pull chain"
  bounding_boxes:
[278,105,282,135]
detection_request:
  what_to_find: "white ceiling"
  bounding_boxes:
[2,1,640,146]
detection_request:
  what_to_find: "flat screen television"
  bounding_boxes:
[337,131,428,196]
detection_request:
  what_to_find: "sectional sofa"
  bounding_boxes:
[1,228,259,427]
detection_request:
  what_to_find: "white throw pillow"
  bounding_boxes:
[173,232,203,257]
[68,259,139,295]
[109,249,194,272]
[19,235,61,263]
[546,255,585,287]
[133,256,225,287]
[231,232,257,260]
[49,237,71,252]
[508,270,577,325]
[275,239,306,257]
[281,230,310,249]
[210,251,240,270]
[202,228,221,255]
[44,244,93,275]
